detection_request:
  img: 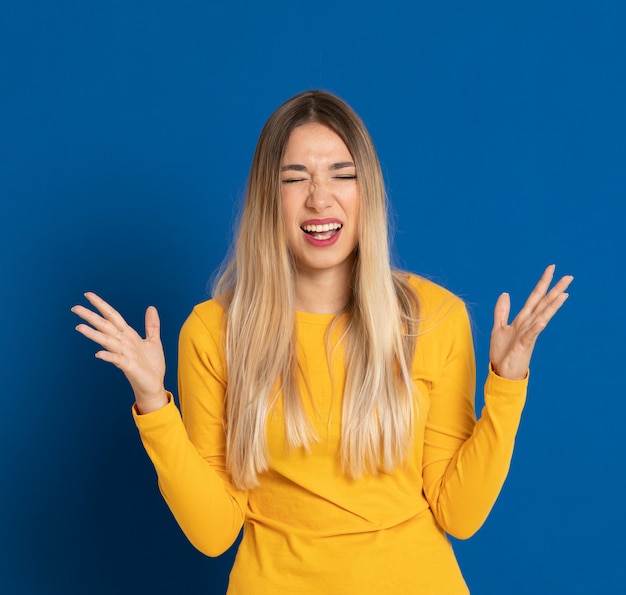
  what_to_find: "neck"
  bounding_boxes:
[293,265,353,315]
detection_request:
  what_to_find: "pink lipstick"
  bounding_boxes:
[300,218,343,247]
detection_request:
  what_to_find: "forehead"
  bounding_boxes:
[282,122,353,162]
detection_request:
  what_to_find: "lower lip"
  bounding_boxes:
[302,227,342,247]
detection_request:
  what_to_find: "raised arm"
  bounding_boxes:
[72,294,247,555]
[422,266,572,539]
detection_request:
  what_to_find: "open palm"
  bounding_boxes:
[490,265,573,380]
[72,292,168,413]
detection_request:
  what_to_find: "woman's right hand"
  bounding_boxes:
[71,293,168,414]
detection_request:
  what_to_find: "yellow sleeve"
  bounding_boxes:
[133,304,247,556]
[420,296,527,540]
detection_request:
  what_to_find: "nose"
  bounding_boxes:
[306,179,333,211]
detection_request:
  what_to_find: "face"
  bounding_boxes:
[280,122,360,280]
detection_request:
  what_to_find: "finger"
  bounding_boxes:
[71,304,140,351]
[520,264,556,315]
[71,304,100,325]
[71,304,120,336]
[145,306,160,341]
[527,291,571,335]
[516,292,570,350]
[551,274,574,295]
[526,275,574,321]
[494,292,511,328]
[74,322,123,352]
[517,267,573,327]
[94,349,125,367]
[83,292,128,332]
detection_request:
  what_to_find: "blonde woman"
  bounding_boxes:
[72,90,572,594]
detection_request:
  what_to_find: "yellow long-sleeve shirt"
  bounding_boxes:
[134,275,527,594]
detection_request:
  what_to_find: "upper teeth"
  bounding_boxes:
[301,223,342,232]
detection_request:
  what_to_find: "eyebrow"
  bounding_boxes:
[330,161,356,170]
[281,164,308,172]
[280,161,356,172]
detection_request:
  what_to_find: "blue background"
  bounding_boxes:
[1,1,624,593]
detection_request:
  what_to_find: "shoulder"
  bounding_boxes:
[406,273,458,303]
[190,297,227,327]
[403,273,465,323]
[179,298,227,346]
[396,273,472,349]
[402,274,474,382]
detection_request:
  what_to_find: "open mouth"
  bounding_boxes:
[300,222,343,241]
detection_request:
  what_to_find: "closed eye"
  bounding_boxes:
[333,174,357,180]
[281,178,307,184]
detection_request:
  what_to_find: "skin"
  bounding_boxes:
[490,264,573,380]
[280,122,360,314]
[72,266,572,413]
[72,295,167,414]
[71,126,574,408]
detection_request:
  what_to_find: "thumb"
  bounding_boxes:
[145,306,161,340]
[493,292,511,329]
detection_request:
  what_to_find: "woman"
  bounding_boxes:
[72,90,572,593]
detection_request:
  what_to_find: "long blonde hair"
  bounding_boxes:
[214,90,419,489]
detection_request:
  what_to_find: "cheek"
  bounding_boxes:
[281,194,293,223]
[350,191,361,222]
[351,194,361,243]
[281,199,300,244]
[281,187,301,218]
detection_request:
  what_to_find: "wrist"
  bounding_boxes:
[490,362,528,381]
[134,389,169,415]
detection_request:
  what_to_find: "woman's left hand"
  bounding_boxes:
[490,264,574,380]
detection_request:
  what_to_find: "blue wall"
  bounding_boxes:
[1,1,624,593]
